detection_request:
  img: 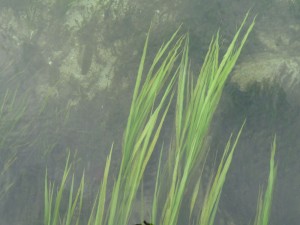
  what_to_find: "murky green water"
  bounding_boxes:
[0,0,300,224]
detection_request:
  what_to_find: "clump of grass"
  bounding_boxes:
[44,152,85,225]
[105,27,183,225]
[44,12,277,225]
[152,12,255,225]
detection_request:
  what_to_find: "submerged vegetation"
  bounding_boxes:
[0,88,30,199]
[44,13,278,225]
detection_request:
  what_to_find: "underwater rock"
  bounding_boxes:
[231,53,300,107]
[80,42,94,75]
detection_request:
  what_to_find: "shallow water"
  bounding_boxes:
[0,0,300,225]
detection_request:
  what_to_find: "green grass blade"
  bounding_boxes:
[254,136,277,225]
[94,145,113,225]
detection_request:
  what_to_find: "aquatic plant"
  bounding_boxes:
[0,89,30,199]
[44,12,277,225]
[153,12,255,225]
[254,136,277,225]
[44,152,84,225]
